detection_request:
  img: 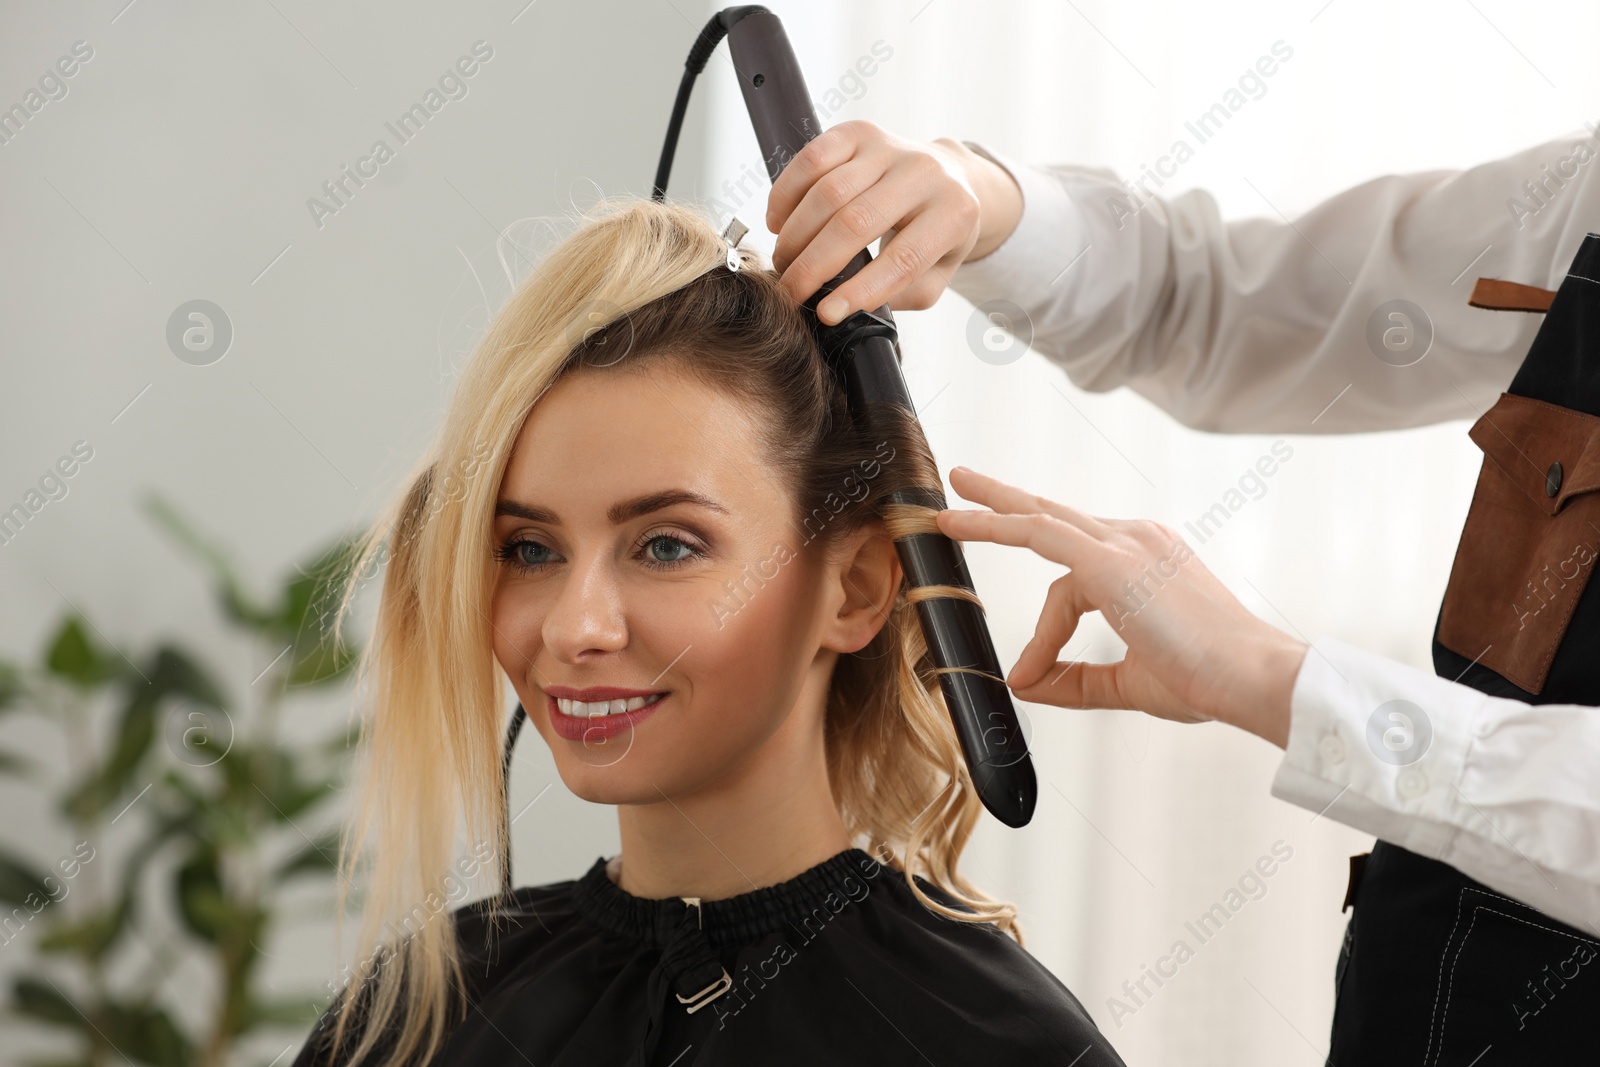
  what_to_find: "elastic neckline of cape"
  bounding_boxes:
[571,847,888,950]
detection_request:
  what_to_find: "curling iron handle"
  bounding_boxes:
[726,10,894,318]
[722,6,1036,829]
[725,11,823,184]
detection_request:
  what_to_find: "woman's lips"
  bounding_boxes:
[547,692,667,742]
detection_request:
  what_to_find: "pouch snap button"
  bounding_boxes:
[1547,461,1563,498]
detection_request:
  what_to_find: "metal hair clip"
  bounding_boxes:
[720,216,747,272]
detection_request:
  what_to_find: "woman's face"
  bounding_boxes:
[490,363,886,805]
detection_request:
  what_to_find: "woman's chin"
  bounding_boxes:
[549,753,663,806]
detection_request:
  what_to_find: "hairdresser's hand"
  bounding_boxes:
[766,121,1023,325]
[934,467,1308,748]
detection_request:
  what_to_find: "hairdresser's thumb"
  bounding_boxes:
[1007,639,1050,690]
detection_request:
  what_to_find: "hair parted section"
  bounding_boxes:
[312,197,1019,1067]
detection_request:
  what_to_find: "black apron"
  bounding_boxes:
[1328,233,1600,1065]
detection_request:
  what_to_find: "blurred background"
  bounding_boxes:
[2,0,1597,1064]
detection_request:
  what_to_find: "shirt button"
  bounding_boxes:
[1319,734,1347,764]
[1397,768,1427,798]
[1546,461,1563,498]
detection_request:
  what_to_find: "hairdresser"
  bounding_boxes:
[766,119,1600,1060]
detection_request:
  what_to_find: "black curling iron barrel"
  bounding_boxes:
[651,6,1037,827]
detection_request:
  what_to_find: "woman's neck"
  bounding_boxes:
[609,689,853,902]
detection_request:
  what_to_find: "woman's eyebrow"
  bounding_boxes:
[494,489,730,525]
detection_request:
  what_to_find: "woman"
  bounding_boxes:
[292,198,1126,1066]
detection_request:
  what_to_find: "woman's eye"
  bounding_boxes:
[642,534,699,568]
[518,542,552,567]
[498,540,554,570]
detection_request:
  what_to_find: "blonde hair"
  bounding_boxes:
[322,197,1022,1066]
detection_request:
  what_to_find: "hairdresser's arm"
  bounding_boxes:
[948,132,1600,433]
[938,466,1600,934]
[1274,635,1600,935]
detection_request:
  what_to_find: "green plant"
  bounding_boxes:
[0,495,364,1067]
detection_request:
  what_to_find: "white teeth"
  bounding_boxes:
[555,694,662,718]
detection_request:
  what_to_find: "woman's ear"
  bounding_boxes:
[823,520,902,655]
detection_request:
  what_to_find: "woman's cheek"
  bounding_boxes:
[688,562,815,700]
[490,581,545,678]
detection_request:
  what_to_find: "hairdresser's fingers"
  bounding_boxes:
[767,120,871,245]
[769,154,891,291]
[818,212,976,322]
[1011,658,1209,724]
[1005,563,1207,726]
[768,124,980,320]
[1011,576,1091,694]
[772,150,954,316]
[934,509,1113,591]
[1012,659,1128,712]
[1010,660,1125,712]
[944,465,1112,538]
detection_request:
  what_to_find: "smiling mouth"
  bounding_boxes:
[554,693,667,719]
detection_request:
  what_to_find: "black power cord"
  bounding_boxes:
[651,7,769,201]
[499,702,527,896]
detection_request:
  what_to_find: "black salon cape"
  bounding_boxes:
[293,847,1125,1066]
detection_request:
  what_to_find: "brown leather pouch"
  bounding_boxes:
[1468,278,1557,313]
[1437,392,1600,693]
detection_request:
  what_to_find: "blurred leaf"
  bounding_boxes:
[47,804,201,964]
[240,749,334,825]
[0,849,51,907]
[246,994,325,1027]
[12,976,88,1031]
[0,659,22,710]
[175,847,226,943]
[44,618,117,689]
[272,832,341,884]
[63,647,229,822]
[144,495,277,632]
[224,913,269,1033]
[158,765,213,815]
[278,548,337,641]
[102,999,193,1067]
[124,799,200,884]
[285,637,356,688]
[146,645,228,710]
[278,540,362,688]
[36,894,132,963]
[62,701,155,824]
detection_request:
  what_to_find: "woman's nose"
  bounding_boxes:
[541,552,630,661]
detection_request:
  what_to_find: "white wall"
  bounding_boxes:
[0,1,700,1061]
[3,0,1596,1064]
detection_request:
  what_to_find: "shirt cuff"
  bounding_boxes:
[1269,636,1482,860]
[950,140,1089,311]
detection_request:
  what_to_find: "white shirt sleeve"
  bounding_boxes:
[949,132,1600,433]
[1270,636,1600,934]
